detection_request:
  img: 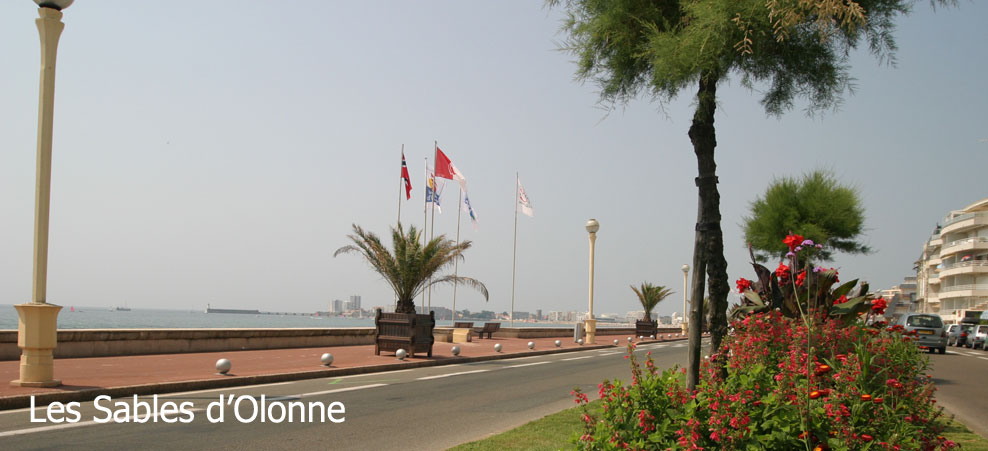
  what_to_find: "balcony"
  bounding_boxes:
[938,283,988,299]
[941,212,988,234]
[939,260,988,278]
[940,236,988,258]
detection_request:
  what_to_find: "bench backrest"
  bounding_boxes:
[454,322,474,328]
[482,322,501,332]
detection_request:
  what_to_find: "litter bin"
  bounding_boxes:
[574,322,585,342]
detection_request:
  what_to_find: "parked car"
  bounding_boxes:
[896,313,947,354]
[969,325,988,350]
[946,324,960,346]
[953,323,977,347]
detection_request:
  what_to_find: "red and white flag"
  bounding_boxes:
[435,147,468,192]
[401,151,412,200]
[518,179,534,217]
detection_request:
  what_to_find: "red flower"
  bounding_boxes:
[775,263,791,282]
[833,295,848,305]
[860,394,872,402]
[795,270,807,287]
[815,364,831,375]
[873,397,884,404]
[809,390,821,399]
[861,434,873,442]
[736,278,753,293]
[871,298,888,315]
[783,234,804,251]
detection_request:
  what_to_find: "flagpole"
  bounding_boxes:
[428,141,438,316]
[452,188,462,325]
[397,144,404,226]
[511,172,519,327]
[421,157,429,312]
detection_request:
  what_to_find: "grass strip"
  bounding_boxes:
[449,401,988,450]
[449,401,600,451]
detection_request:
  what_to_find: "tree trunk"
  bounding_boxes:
[396,298,416,314]
[686,69,730,390]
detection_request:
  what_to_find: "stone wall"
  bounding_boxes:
[0,328,375,361]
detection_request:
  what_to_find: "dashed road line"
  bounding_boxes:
[299,383,389,397]
[561,356,594,361]
[505,361,552,369]
[416,370,489,381]
[0,407,206,438]
[596,352,622,356]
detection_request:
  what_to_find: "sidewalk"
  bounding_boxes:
[0,333,690,409]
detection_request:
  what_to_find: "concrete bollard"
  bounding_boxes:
[320,353,334,366]
[396,349,407,360]
[451,346,461,356]
[216,358,231,375]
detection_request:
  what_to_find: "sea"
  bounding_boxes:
[0,305,597,330]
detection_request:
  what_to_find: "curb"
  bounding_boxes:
[1,340,673,410]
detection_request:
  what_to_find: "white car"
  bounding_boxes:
[970,325,988,350]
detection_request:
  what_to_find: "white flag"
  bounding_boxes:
[518,179,534,217]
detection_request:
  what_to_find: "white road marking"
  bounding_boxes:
[978,357,988,361]
[335,368,418,379]
[505,361,552,369]
[416,370,489,381]
[596,352,622,356]
[0,408,205,438]
[160,381,296,399]
[561,356,594,361]
[671,343,686,348]
[508,355,542,360]
[299,383,389,397]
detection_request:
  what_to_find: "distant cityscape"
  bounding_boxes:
[318,294,687,325]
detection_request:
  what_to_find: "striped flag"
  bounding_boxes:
[400,151,412,200]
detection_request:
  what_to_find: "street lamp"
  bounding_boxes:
[681,264,690,334]
[585,219,599,344]
[12,0,74,388]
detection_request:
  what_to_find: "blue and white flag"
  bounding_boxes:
[426,174,445,214]
[462,192,479,231]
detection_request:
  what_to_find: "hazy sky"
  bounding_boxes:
[1,1,986,319]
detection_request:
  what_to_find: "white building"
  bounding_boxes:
[348,295,361,310]
[915,197,988,323]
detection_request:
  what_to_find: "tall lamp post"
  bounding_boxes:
[12,0,73,388]
[681,264,689,334]
[584,219,599,344]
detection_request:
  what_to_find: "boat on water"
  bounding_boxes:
[112,306,131,312]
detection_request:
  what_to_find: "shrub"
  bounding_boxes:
[575,313,957,450]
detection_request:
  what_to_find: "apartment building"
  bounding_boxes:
[915,197,988,323]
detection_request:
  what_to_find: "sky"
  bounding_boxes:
[1,1,986,319]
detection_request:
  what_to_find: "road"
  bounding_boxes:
[929,345,988,439]
[0,340,701,450]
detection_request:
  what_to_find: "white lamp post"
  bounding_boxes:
[12,0,74,388]
[584,219,599,344]
[681,264,690,334]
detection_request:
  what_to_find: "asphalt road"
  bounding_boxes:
[928,345,988,439]
[0,340,701,450]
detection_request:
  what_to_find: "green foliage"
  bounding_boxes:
[631,282,674,321]
[734,240,875,324]
[548,0,936,115]
[744,170,870,262]
[334,223,488,313]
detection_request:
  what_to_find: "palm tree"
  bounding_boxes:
[631,282,674,322]
[334,223,489,314]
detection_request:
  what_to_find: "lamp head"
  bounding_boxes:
[681,264,690,273]
[585,218,599,234]
[34,0,73,10]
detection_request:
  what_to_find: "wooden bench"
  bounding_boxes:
[475,322,500,339]
[453,322,474,329]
